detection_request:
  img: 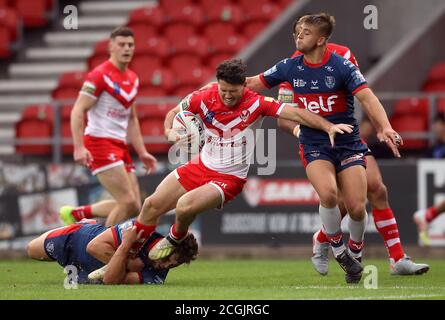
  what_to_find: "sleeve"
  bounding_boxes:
[179,91,201,114]
[260,58,290,89]
[342,60,368,95]
[259,96,285,118]
[277,82,295,103]
[79,69,106,99]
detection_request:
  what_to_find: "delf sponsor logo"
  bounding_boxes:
[298,95,339,115]
[242,178,319,207]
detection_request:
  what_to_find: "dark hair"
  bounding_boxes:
[303,13,336,39]
[110,26,134,39]
[216,58,247,85]
[150,233,198,270]
[435,112,445,123]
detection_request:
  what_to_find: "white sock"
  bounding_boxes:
[348,212,368,243]
[319,205,345,257]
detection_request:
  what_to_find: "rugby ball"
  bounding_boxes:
[172,111,204,154]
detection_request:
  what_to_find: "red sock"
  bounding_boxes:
[170,224,188,241]
[425,206,439,223]
[131,220,156,256]
[373,208,404,262]
[71,205,92,221]
[316,227,329,243]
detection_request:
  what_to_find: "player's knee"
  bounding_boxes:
[347,202,367,220]
[368,180,388,203]
[141,195,164,217]
[318,188,338,208]
[119,196,139,216]
[27,239,41,260]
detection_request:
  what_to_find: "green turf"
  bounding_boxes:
[0,259,444,300]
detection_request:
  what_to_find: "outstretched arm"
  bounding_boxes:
[279,104,353,146]
[355,88,402,157]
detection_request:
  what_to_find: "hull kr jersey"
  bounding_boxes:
[180,84,284,178]
[261,49,368,145]
[80,60,139,142]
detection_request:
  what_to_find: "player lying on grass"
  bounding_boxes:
[27,219,197,285]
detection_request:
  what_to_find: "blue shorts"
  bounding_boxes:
[299,141,368,173]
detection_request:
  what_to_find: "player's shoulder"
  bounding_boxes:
[327,43,351,55]
[125,67,139,81]
[329,52,356,71]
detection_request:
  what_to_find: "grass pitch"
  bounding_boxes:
[0,258,444,300]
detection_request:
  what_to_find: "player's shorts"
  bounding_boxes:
[175,157,247,208]
[84,135,135,175]
[299,141,368,173]
[43,224,84,265]
[362,139,374,157]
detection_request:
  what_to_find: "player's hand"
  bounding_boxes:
[73,146,93,167]
[293,125,301,138]
[166,128,195,146]
[139,152,157,174]
[121,226,143,248]
[328,124,354,147]
[377,128,403,158]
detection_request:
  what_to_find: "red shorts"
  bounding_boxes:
[84,135,135,175]
[175,158,246,208]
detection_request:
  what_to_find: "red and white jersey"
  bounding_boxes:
[80,60,139,141]
[180,84,284,178]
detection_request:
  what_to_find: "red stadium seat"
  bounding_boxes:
[139,118,171,154]
[61,119,73,154]
[203,22,237,39]
[242,21,268,40]
[137,103,175,120]
[160,0,193,11]
[60,105,73,120]
[0,8,19,41]
[426,62,445,82]
[52,71,85,100]
[208,53,234,70]
[13,0,50,27]
[393,97,429,117]
[130,55,163,76]
[390,114,429,150]
[128,24,158,42]
[128,6,164,29]
[92,39,108,56]
[239,0,271,9]
[163,23,196,43]
[172,85,201,99]
[422,80,445,93]
[166,5,205,28]
[209,34,247,56]
[137,86,167,97]
[170,35,209,58]
[243,3,281,23]
[175,66,212,89]
[138,68,176,94]
[0,27,11,58]
[168,54,202,73]
[198,0,232,12]
[437,97,445,113]
[16,104,54,155]
[88,53,108,70]
[136,37,170,59]
[206,4,244,27]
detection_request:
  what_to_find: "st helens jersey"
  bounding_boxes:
[180,84,284,178]
[261,50,368,145]
[80,60,139,142]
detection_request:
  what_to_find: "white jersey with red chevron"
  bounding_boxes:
[79,60,139,141]
[180,84,284,178]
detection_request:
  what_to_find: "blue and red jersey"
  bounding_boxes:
[261,49,368,145]
[44,219,167,284]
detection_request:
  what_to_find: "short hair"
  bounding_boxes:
[216,59,247,85]
[110,26,134,39]
[302,13,336,39]
[435,112,445,123]
[292,14,310,33]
